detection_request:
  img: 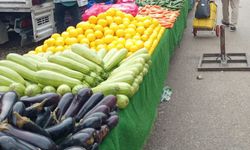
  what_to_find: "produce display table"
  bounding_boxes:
[100,0,190,150]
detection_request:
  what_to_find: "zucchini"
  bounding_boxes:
[0,60,37,83]
[0,75,15,86]
[104,48,128,71]
[36,70,82,88]
[23,54,48,62]
[111,63,144,75]
[37,62,84,81]
[103,49,117,63]
[61,50,104,73]
[116,94,129,109]
[0,86,9,92]
[119,57,146,68]
[109,70,136,79]
[0,66,25,84]
[71,44,103,66]
[120,48,147,64]
[7,53,38,71]
[92,84,119,96]
[48,55,90,74]
[103,75,134,85]
[119,54,150,65]
[97,48,107,59]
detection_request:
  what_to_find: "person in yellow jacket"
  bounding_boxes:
[221,0,240,31]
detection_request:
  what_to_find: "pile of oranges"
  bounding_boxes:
[32,8,165,55]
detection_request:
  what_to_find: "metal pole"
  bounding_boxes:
[220,25,227,63]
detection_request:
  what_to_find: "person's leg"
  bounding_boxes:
[54,3,66,33]
[221,0,230,25]
[230,0,240,26]
[67,4,81,27]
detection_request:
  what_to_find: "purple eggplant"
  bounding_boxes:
[20,93,60,107]
[84,112,108,124]
[75,128,98,141]
[59,132,94,149]
[55,93,74,120]
[74,116,102,133]
[8,101,26,125]
[106,115,119,129]
[109,111,118,116]
[0,91,18,122]
[0,135,35,150]
[45,117,75,141]
[62,88,92,119]
[75,93,104,122]
[25,99,47,120]
[84,105,110,119]
[13,112,51,138]
[90,143,99,150]
[35,107,51,128]
[43,111,57,128]
[64,146,87,150]
[95,125,109,143]
[0,123,57,150]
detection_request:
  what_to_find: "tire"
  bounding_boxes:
[193,28,197,37]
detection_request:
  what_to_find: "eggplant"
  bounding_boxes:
[84,105,110,119]
[95,125,109,143]
[95,95,117,110]
[75,93,104,122]
[0,123,57,150]
[76,128,97,137]
[55,93,74,120]
[109,111,118,116]
[13,112,51,138]
[0,91,18,122]
[106,115,119,129]
[74,116,102,133]
[8,101,26,125]
[35,107,52,127]
[25,99,47,120]
[64,146,87,150]
[20,93,60,107]
[59,132,94,149]
[43,111,57,128]
[63,88,92,119]
[45,117,75,141]
[0,135,35,150]
[84,112,108,124]
[90,143,99,150]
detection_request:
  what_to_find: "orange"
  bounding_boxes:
[68,28,78,37]
[143,20,151,28]
[114,16,122,24]
[55,46,64,52]
[87,33,96,42]
[76,28,83,34]
[65,37,77,45]
[104,35,114,44]
[51,33,61,39]
[94,25,104,32]
[45,38,56,47]
[94,30,103,39]
[80,38,90,45]
[109,23,118,31]
[77,34,85,42]
[66,26,75,32]
[85,29,94,36]
[104,29,114,36]
[55,39,64,46]
[116,29,125,37]
[88,16,97,24]
[97,19,108,27]
[61,31,70,38]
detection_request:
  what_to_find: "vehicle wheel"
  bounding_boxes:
[193,28,197,37]
[215,25,220,37]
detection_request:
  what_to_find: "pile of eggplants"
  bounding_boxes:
[0,88,119,150]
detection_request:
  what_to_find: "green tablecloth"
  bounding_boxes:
[100,1,189,150]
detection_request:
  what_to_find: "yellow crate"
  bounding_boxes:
[193,2,217,29]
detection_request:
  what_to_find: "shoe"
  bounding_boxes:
[221,20,230,26]
[230,25,236,32]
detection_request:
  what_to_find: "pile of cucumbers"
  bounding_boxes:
[136,0,185,10]
[0,89,119,150]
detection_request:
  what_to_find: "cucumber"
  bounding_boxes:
[37,62,84,81]
[103,48,117,63]
[0,66,25,84]
[7,53,38,71]
[61,50,103,73]
[71,44,103,66]
[36,70,82,88]
[97,48,107,59]
[0,75,15,86]
[48,55,90,74]
[104,48,128,71]
[0,60,37,83]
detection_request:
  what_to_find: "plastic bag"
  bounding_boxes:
[116,0,135,3]
[111,3,138,16]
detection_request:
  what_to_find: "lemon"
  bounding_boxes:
[133,35,141,40]
[97,19,108,27]
[94,25,104,32]
[104,29,114,36]
[85,29,94,36]
[141,34,148,41]
[116,43,124,49]
[66,26,75,32]
[135,40,144,49]
[55,46,64,52]
[42,44,48,52]
[107,43,116,50]
[125,41,133,49]
[125,14,134,21]
[61,32,70,39]
[115,29,124,37]
[118,24,126,30]
[77,34,85,42]
[94,30,103,39]
[114,16,122,24]
[55,39,64,46]
[136,26,145,35]
[76,28,83,35]
[35,46,43,53]
[116,10,125,18]
[106,8,116,16]
[90,41,96,48]
[51,33,61,39]
[110,23,118,31]
[68,28,78,37]
[97,13,106,20]
[128,24,136,29]
[106,16,113,25]
[47,46,56,53]
[87,33,96,42]
[129,45,138,52]
[104,35,114,44]
[80,38,89,45]
[65,37,77,45]
[88,16,97,24]
[45,38,56,47]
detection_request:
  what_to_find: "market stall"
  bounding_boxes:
[0,0,190,149]
[100,0,189,149]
